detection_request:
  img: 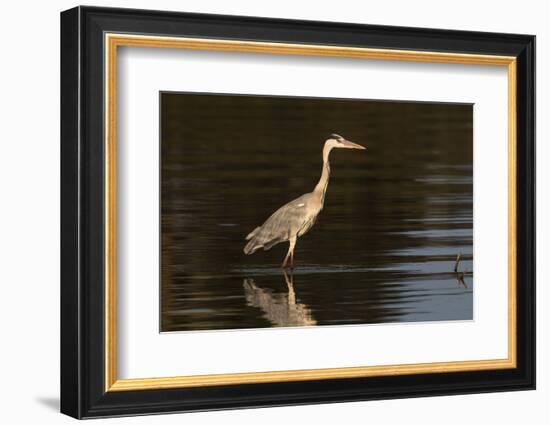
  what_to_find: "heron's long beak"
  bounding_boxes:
[342,139,366,150]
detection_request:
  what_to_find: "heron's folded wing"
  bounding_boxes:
[244,196,310,253]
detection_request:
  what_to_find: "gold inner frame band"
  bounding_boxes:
[104,33,517,392]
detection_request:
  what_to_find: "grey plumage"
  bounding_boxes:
[243,134,366,268]
[244,194,318,255]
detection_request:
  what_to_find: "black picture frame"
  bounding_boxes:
[61,5,535,419]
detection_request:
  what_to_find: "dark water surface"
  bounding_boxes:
[160,93,473,332]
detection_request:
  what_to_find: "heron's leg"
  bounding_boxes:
[281,237,297,269]
[281,252,290,268]
[289,237,297,269]
[281,247,291,268]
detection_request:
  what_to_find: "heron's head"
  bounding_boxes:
[325,133,366,150]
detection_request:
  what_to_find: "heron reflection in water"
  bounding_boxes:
[243,270,316,327]
[244,134,366,268]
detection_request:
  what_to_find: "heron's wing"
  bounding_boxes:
[243,195,311,254]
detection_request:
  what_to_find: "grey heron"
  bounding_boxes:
[243,134,366,268]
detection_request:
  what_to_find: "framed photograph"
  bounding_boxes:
[60,6,535,419]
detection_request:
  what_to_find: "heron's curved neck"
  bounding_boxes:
[313,145,332,202]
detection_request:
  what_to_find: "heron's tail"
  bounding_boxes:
[244,226,263,254]
[243,227,282,255]
[243,237,262,255]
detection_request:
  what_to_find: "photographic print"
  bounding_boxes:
[160,92,473,332]
[61,8,535,417]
